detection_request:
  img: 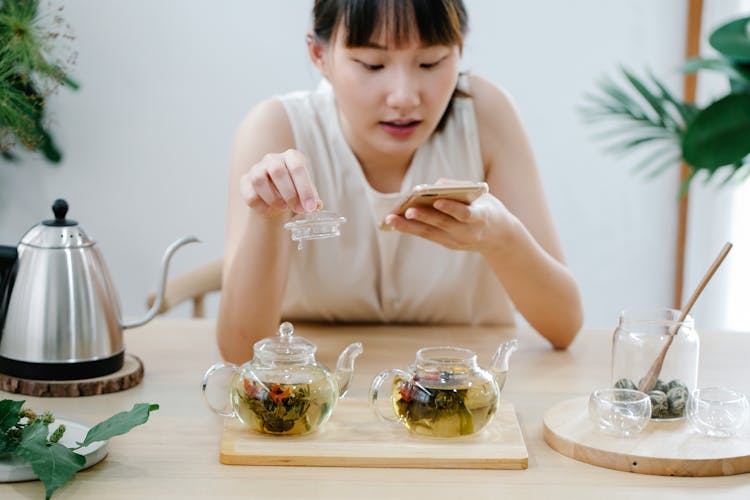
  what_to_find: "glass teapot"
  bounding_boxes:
[202,322,362,436]
[369,340,518,438]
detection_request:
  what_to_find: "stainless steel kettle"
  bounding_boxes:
[0,199,198,380]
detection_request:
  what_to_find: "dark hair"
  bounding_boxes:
[312,0,470,132]
[312,0,468,49]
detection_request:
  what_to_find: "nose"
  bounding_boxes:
[386,69,420,110]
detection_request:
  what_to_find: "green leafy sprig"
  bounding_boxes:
[0,0,78,163]
[0,399,159,499]
[581,15,750,192]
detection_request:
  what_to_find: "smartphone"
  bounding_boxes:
[380,181,489,229]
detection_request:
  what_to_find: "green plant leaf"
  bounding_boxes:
[682,93,750,169]
[644,152,682,179]
[621,68,672,126]
[709,16,750,63]
[15,420,86,500]
[0,399,23,431]
[682,57,750,84]
[77,403,159,448]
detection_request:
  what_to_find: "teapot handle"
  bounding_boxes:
[369,369,427,423]
[201,362,241,418]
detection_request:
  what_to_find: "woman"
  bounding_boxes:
[218,0,583,363]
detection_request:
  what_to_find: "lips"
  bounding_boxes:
[380,119,422,138]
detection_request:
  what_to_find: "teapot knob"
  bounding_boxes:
[52,199,68,222]
[279,322,294,338]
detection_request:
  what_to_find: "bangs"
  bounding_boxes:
[340,0,466,49]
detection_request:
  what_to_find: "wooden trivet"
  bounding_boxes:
[0,353,144,397]
[543,396,750,476]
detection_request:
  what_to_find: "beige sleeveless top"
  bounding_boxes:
[278,77,515,325]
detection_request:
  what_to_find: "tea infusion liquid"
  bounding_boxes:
[392,377,498,437]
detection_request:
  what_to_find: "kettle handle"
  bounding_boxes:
[0,246,18,328]
[120,235,200,330]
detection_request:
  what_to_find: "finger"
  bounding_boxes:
[267,158,304,213]
[433,199,472,223]
[246,169,283,208]
[388,214,459,249]
[404,207,460,231]
[282,150,320,212]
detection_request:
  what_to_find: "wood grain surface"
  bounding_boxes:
[220,399,528,469]
[1,320,749,499]
[543,396,750,476]
[0,354,143,397]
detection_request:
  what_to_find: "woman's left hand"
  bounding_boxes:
[383,193,518,254]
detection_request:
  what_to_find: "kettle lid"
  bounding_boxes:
[20,199,94,249]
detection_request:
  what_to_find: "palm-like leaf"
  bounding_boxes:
[580,68,691,180]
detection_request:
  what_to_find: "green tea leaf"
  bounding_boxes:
[0,399,24,431]
[682,94,750,169]
[77,403,159,448]
[15,420,85,500]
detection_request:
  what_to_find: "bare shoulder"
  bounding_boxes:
[233,97,295,158]
[466,75,524,158]
[467,74,516,113]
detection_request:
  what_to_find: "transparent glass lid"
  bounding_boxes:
[253,322,316,362]
[283,210,346,250]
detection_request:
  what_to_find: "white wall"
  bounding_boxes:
[0,0,690,331]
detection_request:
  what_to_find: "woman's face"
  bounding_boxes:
[316,25,460,163]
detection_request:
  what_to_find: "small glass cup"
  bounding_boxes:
[687,387,749,438]
[588,388,652,437]
[283,210,346,250]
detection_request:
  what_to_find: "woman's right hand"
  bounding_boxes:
[239,149,322,217]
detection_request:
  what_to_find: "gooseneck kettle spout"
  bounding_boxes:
[120,235,200,329]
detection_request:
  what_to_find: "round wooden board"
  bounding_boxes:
[543,396,750,476]
[0,353,144,397]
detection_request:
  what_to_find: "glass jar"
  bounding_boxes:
[611,308,699,420]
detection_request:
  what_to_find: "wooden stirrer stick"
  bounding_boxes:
[637,242,733,393]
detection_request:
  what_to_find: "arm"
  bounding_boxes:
[385,75,583,348]
[216,99,320,363]
[472,75,582,348]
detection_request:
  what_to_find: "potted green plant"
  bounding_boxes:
[0,0,78,163]
[581,15,750,191]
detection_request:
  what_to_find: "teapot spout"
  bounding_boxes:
[490,339,518,392]
[120,235,200,329]
[334,342,363,398]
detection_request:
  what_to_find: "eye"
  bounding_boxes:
[420,55,448,70]
[359,61,384,71]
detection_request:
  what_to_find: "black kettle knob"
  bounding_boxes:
[52,199,68,222]
[43,199,78,227]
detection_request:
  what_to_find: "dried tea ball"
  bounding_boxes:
[614,378,637,390]
[654,379,669,394]
[648,390,669,418]
[667,379,688,393]
[667,385,689,417]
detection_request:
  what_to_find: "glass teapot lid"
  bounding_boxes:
[283,210,346,250]
[253,322,316,362]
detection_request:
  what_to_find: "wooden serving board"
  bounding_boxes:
[543,396,750,476]
[220,399,528,469]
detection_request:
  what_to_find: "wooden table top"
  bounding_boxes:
[2,319,749,499]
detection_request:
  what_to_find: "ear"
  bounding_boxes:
[306,32,328,77]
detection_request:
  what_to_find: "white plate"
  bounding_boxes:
[0,417,109,482]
